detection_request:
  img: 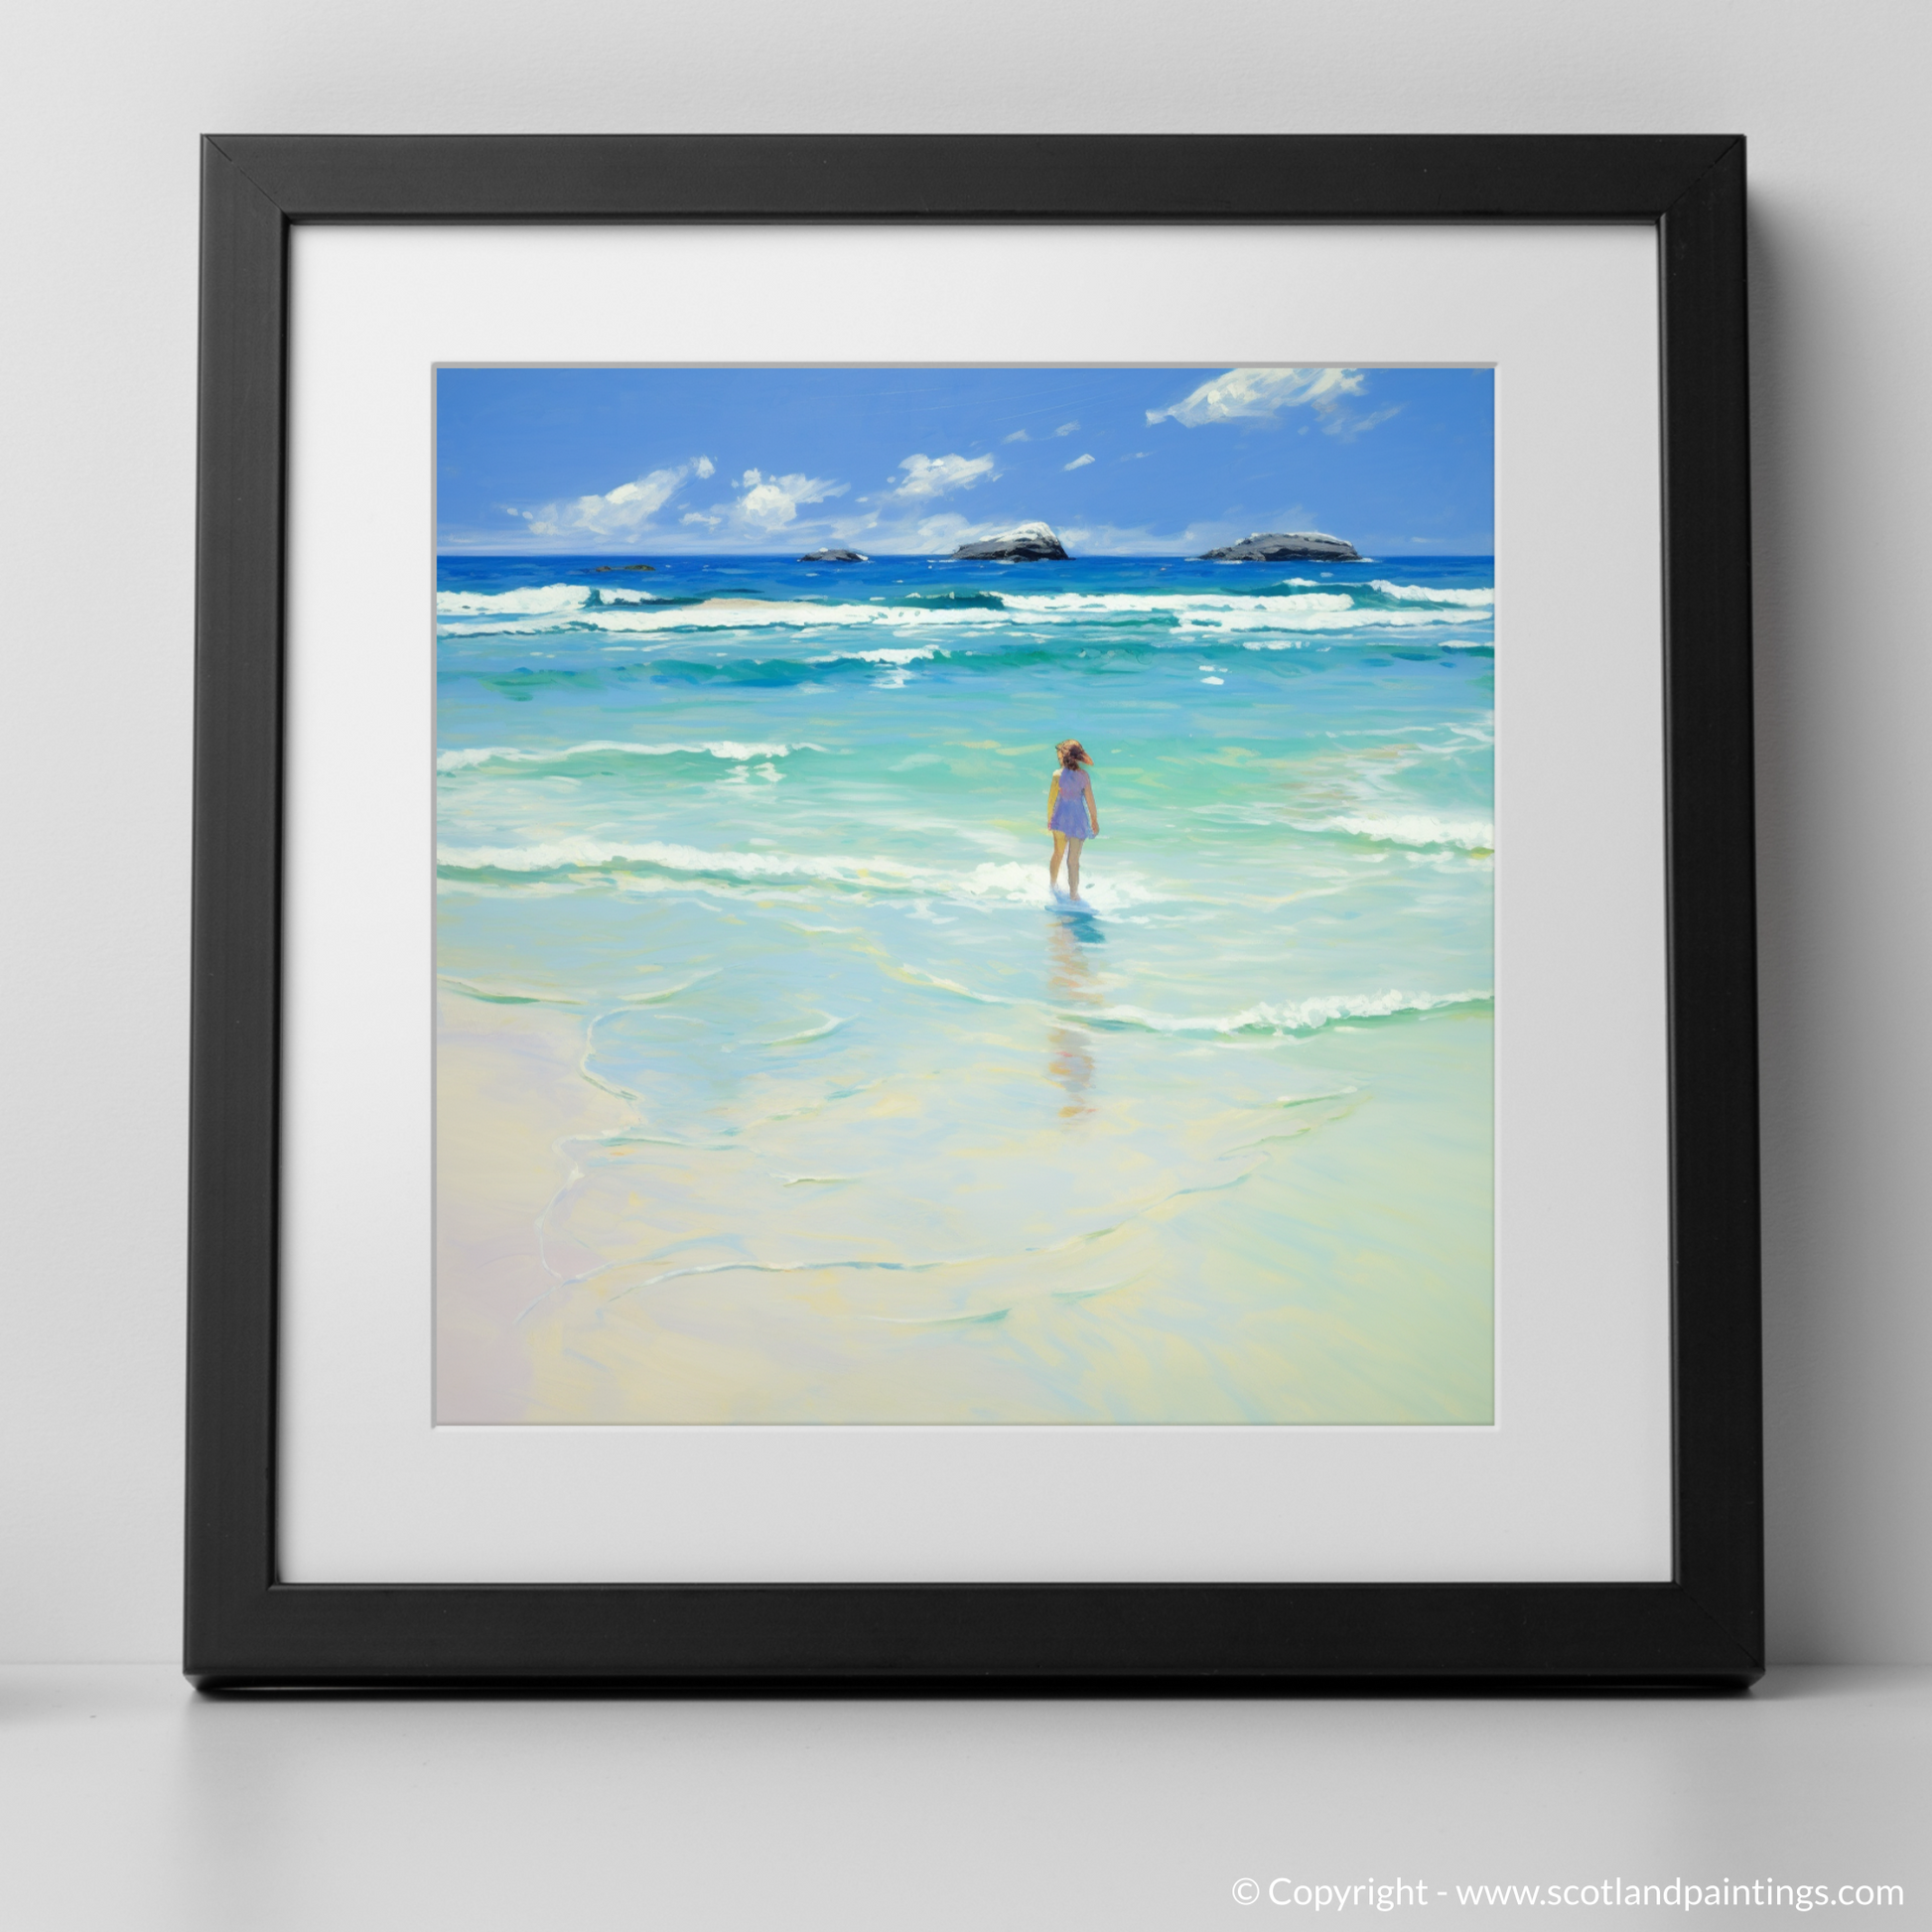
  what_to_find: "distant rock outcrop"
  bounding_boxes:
[797,548,869,563]
[951,521,1070,562]
[589,562,657,572]
[1196,531,1361,562]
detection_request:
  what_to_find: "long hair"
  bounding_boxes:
[1055,739,1092,769]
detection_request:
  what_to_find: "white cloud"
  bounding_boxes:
[1121,451,1151,461]
[1063,453,1095,472]
[827,509,1007,554]
[1326,404,1402,442]
[511,457,716,538]
[1002,429,1031,444]
[1052,421,1079,437]
[905,510,998,550]
[1054,518,1243,556]
[885,452,998,500]
[1147,367,1366,428]
[722,467,848,535]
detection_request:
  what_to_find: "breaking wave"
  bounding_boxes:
[436,588,1493,641]
[437,740,815,772]
[807,646,941,666]
[1368,580,1495,607]
[1085,988,1492,1036]
[1307,814,1495,850]
[437,837,1162,912]
[435,583,591,617]
[996,591,1354,616]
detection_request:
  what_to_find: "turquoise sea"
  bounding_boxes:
[435,551,1495,1424]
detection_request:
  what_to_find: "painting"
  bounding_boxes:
[433,363,1494,1426]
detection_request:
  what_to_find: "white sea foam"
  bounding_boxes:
[1196,607,1467,633]
[437,740,811,772]
[440,836,914,882]
[1368,580,1495,607]
[807,646,942,666]
[435,584,1496,643]
[435,583,591,616]
[449,598,1003,637]
[1241,629,1490,649]
[437,838,1160,911]
[1307,814,1495,849]
[998,591,1355,616]
[1092,988,1491,1035]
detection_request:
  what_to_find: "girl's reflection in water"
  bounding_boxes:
[1045,911,1106,1122]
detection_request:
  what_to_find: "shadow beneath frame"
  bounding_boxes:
[192,1676,1759,1703]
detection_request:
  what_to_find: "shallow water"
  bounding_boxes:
[435,551,1495,1423]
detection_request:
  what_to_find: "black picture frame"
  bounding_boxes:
[188,134,1760,1690]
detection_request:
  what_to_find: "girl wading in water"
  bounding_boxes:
[1046,740,1100,898]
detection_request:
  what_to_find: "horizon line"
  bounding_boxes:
[432,548,1497,561]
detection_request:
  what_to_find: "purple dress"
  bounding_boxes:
[1049,764,1095,838]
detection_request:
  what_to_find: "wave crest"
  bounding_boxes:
[1368,580,1495,607]
[435,583,590,617]
[807,646,941,666]
[1308,814,1494,849]
[1090,988,1491,1036]
[997,591,1355,617]
[435,588,1492,641]
[437,837,1159,912]
[437,740,814,773]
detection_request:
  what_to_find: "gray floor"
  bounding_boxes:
[2,1667,1922,1928]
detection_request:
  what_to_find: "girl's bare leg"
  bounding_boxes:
[1067,839,1083,897]
[1049,830,1067,890]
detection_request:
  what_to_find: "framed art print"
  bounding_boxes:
[189,136,1761,1685]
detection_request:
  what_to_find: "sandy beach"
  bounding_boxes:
[435,989,627,1421]
[438,979,1491,1425]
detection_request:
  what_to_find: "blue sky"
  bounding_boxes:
[435,365,1493,557]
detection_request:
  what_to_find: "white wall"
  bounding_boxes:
[3,0,1926,1664]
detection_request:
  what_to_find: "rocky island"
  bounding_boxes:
[1196,531,1361,563]
[797,548,869,563]
[951,521,1070,562]
[589,562,656,573]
